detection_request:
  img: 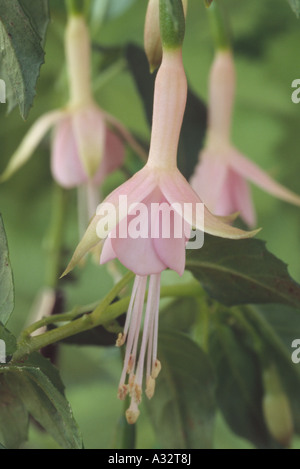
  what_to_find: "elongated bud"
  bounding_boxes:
[65,14,93,108]
[144,0,162,73]
[159,0,185,51]
[262,364,294,447]
[145,0,187,72]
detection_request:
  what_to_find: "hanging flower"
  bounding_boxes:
[63,40,258,423]
[190,49,300,227]
[1,14,144,224]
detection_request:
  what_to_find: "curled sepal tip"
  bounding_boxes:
[60,215,101,277]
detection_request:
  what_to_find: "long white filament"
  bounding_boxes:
[117,273,161,423]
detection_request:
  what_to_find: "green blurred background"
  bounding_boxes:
[1,0,300,449]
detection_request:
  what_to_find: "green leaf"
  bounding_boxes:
[147,330,216,449]
[205,0,214,7]
[257,303,300,350]
[0,216,14,325]
[0,354,83,449]
[125,43,206,179]
[0,0,49,118]
[0,323,17,360]
[186,235,300,308]
[160,297,197,332]
[208,322,279,448]
[0,374,29,448]
[287,0,300,17]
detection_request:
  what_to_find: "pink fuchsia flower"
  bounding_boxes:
[190,50,300,227]
[1,15,144,221]
[63,45,258,424]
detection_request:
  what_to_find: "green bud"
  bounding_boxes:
[262,365,294,447]
[159,0,185,51]
[144,0,163,73]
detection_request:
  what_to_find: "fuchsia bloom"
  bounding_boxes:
[1,15,143,221]
[64,47,258,424]
[190,50,300,227]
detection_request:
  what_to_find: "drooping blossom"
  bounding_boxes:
[63,41,258,423]
[1,14,144,224]
[190,49,300,227]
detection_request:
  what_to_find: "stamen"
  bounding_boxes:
[116,332,125,347]
[118,276,147,391]
[135,275,157,388]
[145,375,155,400]
[117,384,128,401]
[126,398,140,425]
[127,354,134,374]
[152,359,161,379]
[117,273,162,420]
[152,274,160,367]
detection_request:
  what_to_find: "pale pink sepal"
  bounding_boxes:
[160,169,259,239]
[191,150,256,227]
[228,169,256,227]
[100,236,116,265]
[190,148,228,212]
[230,148,300,208]
[1,110,65,182]
[61,212,103,277]
[62,167,157,276]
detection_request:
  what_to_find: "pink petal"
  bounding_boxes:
[190,149,229,213]
[51,116,88,188]
[229,148,300,207]
[93,128,124,185]
[152,208,187,276]
[230,170,256,227]
[100,236,117,264]
[213,170,235,216]
[109,197,167,275]
[72,105,106,178]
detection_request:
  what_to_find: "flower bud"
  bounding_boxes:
[262,365,294,447]
[145,0,187,72]
[159,0,185,51]
[144,0,162,73]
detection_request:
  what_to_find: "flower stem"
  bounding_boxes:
[13,278,203,362]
